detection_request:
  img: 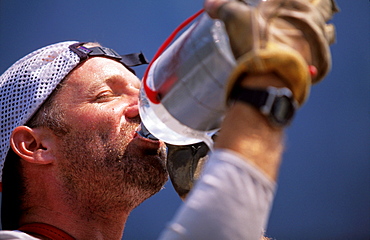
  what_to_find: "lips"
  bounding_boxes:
[133,127,163,148]
[136,123,158,140]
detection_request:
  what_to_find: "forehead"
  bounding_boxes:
[63,57,140,92]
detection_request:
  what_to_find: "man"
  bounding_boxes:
[0,0,337,239]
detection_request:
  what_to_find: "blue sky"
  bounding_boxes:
[1,1,369,239]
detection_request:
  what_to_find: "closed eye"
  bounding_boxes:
[95,90,117,102]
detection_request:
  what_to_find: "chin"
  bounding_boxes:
[124,137,168,185]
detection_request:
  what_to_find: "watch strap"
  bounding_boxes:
[230,87,269,109]
[229,86,297,127]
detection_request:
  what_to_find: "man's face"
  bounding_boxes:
[50,57,168,213]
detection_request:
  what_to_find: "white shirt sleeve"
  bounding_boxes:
[158,149,276,240]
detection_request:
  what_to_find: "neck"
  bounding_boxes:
[18,178,132,240]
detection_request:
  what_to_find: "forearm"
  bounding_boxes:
[215,73,287,182]
[215,102,284,182]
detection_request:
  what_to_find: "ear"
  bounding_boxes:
[10,126,55,164]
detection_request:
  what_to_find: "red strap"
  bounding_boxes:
[142,9,204,104]
[18,223,75,240]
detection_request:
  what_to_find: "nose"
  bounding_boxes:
[124,97,140,119]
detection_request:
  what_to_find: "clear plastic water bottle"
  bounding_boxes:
[139,13,236,148]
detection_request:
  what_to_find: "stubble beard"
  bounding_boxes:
[56,120,168,219]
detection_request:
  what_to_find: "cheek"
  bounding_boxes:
[67,105,125,134]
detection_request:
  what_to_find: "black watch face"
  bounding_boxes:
[271,96,295,125]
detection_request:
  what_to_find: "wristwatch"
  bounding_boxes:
[229,86,298,127]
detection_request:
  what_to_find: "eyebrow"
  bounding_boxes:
[85,80,105,96]
[86,74,130,95]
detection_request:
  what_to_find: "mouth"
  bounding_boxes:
[129,125,167,166]
[132,124,164,149]
[135,124,158,141]
[131,132,166,159]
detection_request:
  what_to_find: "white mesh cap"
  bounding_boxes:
[0,41,80,182]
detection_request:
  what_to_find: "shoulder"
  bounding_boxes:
[0,230,39,240]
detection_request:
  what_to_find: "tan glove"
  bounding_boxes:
[208,0,339,105]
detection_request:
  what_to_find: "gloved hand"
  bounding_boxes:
[166,0,339,200]
[205,0,339,105]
